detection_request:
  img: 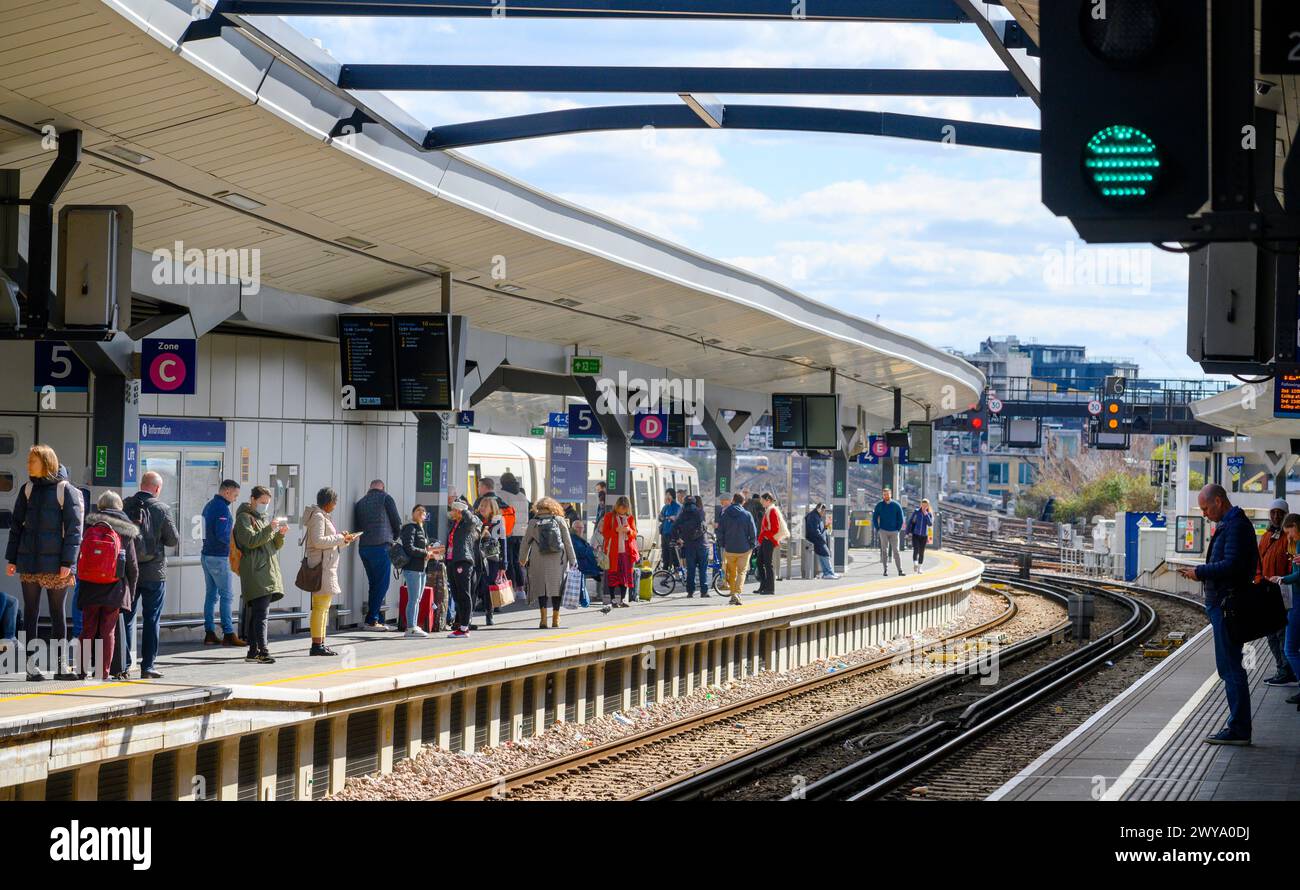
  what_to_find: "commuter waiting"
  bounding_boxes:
[354,479,402,630]
[599,496,638,611]
[233,486,288,665]
[201,479,245,647]
[873,487,905,577]
[399,505,440,637]
[498,472,530,590]
[756,492,787,595]
[1257,498,1297,687]
[1176,484,1257,745]
[569,518,603,601]
[476,497,506,626]
[445,497,482,638]
[718,493,757,606]
[120,471,179,680]
[75,491,139,680]
[805,503,837,580]
[908,499,934,574]
[1267,513,1300,706]
[520,497,576,628]
[5,445,83,681]
[302,487,358,656]
[658,489,681,571]
[673,495,710,596]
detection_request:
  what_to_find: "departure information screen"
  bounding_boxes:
[803,395,839,450]
[338,315,397,410]
[394,315,453,411]
[771,394,805,449]
[1275,363,1300,419]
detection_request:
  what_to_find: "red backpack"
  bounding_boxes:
[78,522,123,584]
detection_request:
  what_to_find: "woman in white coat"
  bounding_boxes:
[301,487,357,656]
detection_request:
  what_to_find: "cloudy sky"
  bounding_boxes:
[292,13,1201,380]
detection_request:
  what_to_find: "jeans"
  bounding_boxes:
[403,569,427,629]
[879,530,902,573]
[1265,627,1291,675]
[1207,604,1252,739]
[243,596,270,652]
[119,580,165,673]
[757,539,776,593]
[1284,600,1300,686]
[0,592,17,640]
[682,541,708,593]
[201,555,236,635]
[817,553,834,576]
[359,545,392,625]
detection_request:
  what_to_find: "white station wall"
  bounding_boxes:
[0,335,419,624]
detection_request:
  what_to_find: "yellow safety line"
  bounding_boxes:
[0,553,970,701]
[253,552,965,687]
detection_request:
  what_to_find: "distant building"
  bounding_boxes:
[960,336,1033,392]
[952,336,1139,394]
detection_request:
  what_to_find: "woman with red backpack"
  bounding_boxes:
[75,491,139,680]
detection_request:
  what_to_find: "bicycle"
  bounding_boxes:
[652,539,726,596]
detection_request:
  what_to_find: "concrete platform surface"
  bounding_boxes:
[0,550,979,735]
[993,616,1300,801]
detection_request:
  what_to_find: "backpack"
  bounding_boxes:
[388,538,411,571]
[537,516,563,554]
[228,526,242,574]
[501,504,517,537]
[126,496,157,562]
[23,479,70,511]
[77,521,123,584]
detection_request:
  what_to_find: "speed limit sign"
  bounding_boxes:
[987,397,1003,414]
[1087,399,1103,416]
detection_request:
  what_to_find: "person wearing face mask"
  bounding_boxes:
[233,486,287,664]
[301,487,358,656]
[5,445,84,681]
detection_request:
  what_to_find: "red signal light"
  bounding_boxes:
[971,417,984,430]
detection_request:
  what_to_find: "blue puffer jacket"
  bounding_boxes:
[5,466,84,574]
[353,489,403,548]
[571,533,602,578]
[718,504,757,554]
[1195,506,1259,610]
[907,508,932,538]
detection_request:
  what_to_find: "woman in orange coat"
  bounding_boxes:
[599,496,639,612]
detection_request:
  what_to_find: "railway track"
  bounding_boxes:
[685,572,1205,802]
[433,585,1063,801]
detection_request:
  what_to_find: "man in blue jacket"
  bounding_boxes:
[201,479,244,646]
[1177,484,1258,745]
[718,493,757,606]
[872,488,905,576]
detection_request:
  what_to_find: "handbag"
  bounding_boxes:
[562,567,583,610]
[1224,580,1287,647]
[294,556,323,593]
[489,570,514,610]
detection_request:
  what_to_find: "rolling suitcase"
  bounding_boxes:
[397,584,436,632]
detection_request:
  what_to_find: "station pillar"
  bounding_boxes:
[700,405,755,503]
[832,449,848,572]
[416,412,449,540]
[575,376,630,498]
[1174,436,1191,520]
[70,336,139,500]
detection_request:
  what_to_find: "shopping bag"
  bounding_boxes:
[562,568,583,609]
[514,564,529,603]
[490,571,515,610]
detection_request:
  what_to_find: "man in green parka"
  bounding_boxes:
[233,485,286,664]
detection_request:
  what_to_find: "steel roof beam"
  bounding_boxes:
[423,104,1040,152]
[214,0,968,21]
[338,65,1027,97]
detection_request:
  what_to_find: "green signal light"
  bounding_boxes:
[1084,125,1161,201]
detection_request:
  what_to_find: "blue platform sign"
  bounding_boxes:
[549,438,589,501]
[123,442,138,487]
[456,410,475,427]
[547,411,569,428]
[141,338,197,396]
[1226,455,1245,476]
[567,404,601,439]
[633,412,667,443]
[34,342,90,392]
[857,436,881,465]
[139,417,226,446]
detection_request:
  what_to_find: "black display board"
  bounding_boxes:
[906,422,933,463]
[338,314,397,410]
[394,315,454,411]
[630,412,689,448]
[771,393,839,450]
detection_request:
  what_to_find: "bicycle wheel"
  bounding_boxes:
[712,572,727,594]
[652,570,677,597]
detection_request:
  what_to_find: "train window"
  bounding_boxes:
[0,509,10,529]
[0,471,11,493]
[0,434,14,456]
[635,479,651,520]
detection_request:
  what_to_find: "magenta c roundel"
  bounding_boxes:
[148,353,187,392]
